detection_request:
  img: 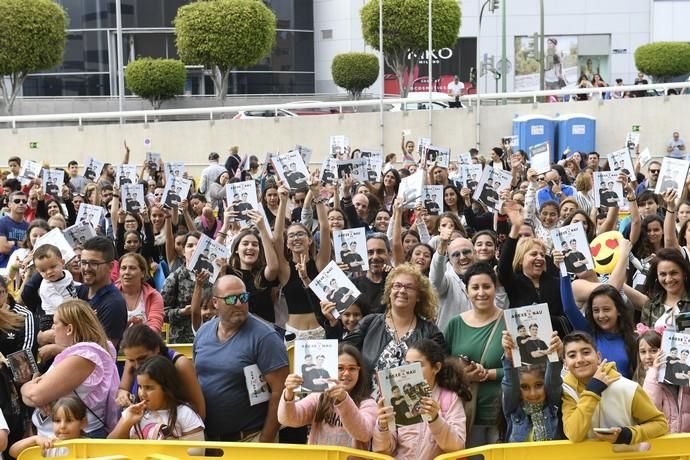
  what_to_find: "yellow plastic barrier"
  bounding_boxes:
[17,439,393,460]
[434,434,690,460]
[118,342,292,366]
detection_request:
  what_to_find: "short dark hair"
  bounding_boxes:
[8,190,26,202]
[33,244,62,261]
[189,193,207,203]
[367,232,391,253]
[563,330,597,351]
[3,179,21,192]
[82,236,116,262]
[8,156,20,166]
[587,151,600,160]
[463,262,496,287]
[637,190,659,206]
[67,160,78,167]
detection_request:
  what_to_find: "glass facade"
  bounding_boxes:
[23,0,315,96]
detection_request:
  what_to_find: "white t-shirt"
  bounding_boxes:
[447,81,464,97]
[128,405,204,440]
[38,270,79,315]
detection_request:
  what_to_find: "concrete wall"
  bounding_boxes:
[1,95,688,178]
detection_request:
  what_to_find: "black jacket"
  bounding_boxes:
[343,313,445,376]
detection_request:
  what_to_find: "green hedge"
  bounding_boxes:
[332,53,379,99]
[125,58,187,109]
[634,42,690,81]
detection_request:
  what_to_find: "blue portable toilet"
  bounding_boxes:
[556,114,596,161]
[512,115,557,162]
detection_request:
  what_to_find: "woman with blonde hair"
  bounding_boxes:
[498,202,571,336]
[344,263,445,392]
[573,171,594,214]
[21,300,120,439]
[558,197,579,222]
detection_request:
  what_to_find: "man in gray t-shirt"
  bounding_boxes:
[194,275,288,442]
[667,131,686,159]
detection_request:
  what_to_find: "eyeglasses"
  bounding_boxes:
[287,231,308,240]
[214,292,250,305]
[12,199,27,204]
[450,248,474,258]
[79,259,111,269]
[338,365,360,374]
[391,282,417,292]
[537,176,545,181]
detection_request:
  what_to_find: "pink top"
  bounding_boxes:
[643,367,690,433]
[372,386,466,460]
[115,281,165,333]
[278,392,377,451]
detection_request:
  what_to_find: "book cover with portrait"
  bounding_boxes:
[422,185,444,216]
[19,160,42,185]
[244,364,270,406]
[115,164,138,186]
[7,350,38,385]
[161,176,191,210]
[659,330,690,386]
[145,152,161,171]
[120,183,146,214]
[416,137,431,158]
[295,145,313,165]
[593,171,625,208]
[63,221,96,247]
[75,203,103,230]
[607,148,635,180]
[377,362,431,431]
[503,303,557,367]
[41,168,64,198]
[293,339,339,394]
[333,227,369,273]
[458,164,483,191]
[309,261,361,316]
[83,157,105,182]
[335,159,368,182]
[329,135,350,159]
[186,234,229,283]
[472,165,511,212]
[164,161,186,179]
[424,145,450,169]
[457,152,472,166]
[551,221,594,276]
[320,157,337,185]
[272,151,310,191]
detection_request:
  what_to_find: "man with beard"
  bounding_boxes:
[352,234,391,313]
[430,230,473,332]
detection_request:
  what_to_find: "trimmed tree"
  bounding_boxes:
[125,58,187,109]
[0,0,67,113]
[361,0,461,97]
[332,52,379,99]
[174,0,276,101]
[635,42,690,82]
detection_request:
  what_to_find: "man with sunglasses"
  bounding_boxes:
[430,228,473,332]
[635,160,661,194]
[0,191,29,270]
[195,275,288,443]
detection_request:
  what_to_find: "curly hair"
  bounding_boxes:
[383,263,438,321]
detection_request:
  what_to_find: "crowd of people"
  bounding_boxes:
[0,133,688,459]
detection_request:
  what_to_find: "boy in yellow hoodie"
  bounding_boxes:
[561,331,668,445]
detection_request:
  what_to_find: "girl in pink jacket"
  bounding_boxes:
[373,339,469,460]
[639,329,690,433]
[278,344,377,450]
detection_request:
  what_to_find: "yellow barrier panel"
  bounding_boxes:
[17,439,394,460]
[434,434,690,460]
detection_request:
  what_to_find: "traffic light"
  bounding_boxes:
[488,0,499,12]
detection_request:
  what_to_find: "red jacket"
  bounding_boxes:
[115,281,164,333]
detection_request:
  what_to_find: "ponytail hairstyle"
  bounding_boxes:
[313,344,370,426]
[409,339,472,402]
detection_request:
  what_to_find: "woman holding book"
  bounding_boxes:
[278,344,377,450]
[343,263,445,391]
[374,339,469,460]
[443,263,504,448]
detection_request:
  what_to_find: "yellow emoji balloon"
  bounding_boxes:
[589,231,624,275]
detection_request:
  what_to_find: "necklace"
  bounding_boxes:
[388,312,415,344]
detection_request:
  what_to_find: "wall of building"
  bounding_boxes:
[2,96,688,178]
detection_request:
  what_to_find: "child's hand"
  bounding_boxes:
[593,426,622,443]
[36,435,54,449]
[547,331,563,357]
[320,300,338,325]
[283,373,303,401]
[593,359,620,387]
[501,330,514,360]
[376,398,394,431]
[419,396,439,421]
[652,352,665,370]
[122,401,146,425]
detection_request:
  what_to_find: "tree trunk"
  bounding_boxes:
[209,66,231,102]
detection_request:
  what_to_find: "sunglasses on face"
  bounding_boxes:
[450,248,473,258]
[650,169,660,174]
[214,292,250,305]
[12,199,27,204]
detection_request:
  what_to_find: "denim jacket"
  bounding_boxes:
[501,356,564,442]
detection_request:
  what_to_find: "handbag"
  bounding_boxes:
[463,314,503,434]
